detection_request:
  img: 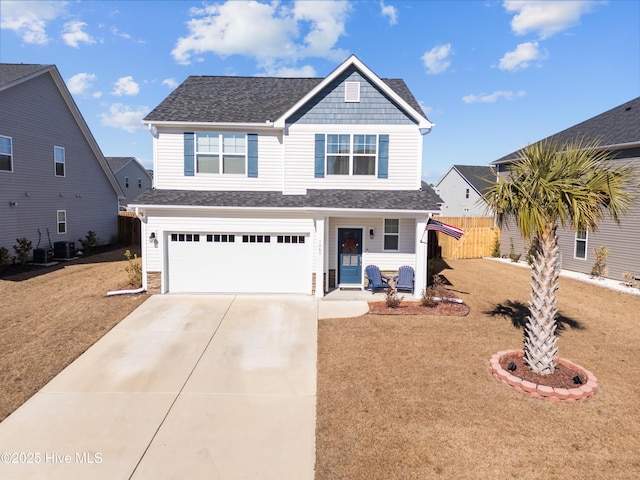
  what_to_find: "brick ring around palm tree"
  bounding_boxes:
[489,350,597,402]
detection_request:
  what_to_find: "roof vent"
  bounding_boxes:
[345,81,360,103]
[625,107,632,111]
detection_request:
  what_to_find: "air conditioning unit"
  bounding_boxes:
[54,241,75,259]
[33,248,54,263]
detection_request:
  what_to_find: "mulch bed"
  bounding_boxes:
[368,299,470,316]
[499,351,586,389]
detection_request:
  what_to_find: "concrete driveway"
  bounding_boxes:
[0,294,333,480]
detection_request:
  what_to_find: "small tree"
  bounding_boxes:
[484,139,635,375]
[13,238,32,266]
[591,245,609,279]
[124,250,142,287]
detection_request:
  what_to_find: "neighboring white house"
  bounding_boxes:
[105,156,153,208]
[131,55,442,297]
[0,64,123,259]
[434,165,493,217]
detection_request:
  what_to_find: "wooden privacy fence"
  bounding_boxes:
[118,212,141,247]
[433,216,499,259]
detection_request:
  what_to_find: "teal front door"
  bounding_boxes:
[338,228,362,285]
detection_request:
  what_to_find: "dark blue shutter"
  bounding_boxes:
[378,134,389,179]
[247,134,258,177]
[184,132,195,176]
[314,134,325,178]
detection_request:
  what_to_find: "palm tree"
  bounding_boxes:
[484,139,636,375]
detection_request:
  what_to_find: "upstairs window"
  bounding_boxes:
[0,135,12,171]
[54,146,65,177]
[138,178,142,188]
[465,188,470,199]
[125,176,129,188]
[195,132,246,174]
[326,134,377,176]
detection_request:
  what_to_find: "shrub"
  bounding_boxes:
[491,234,501,258]
[509,238,521,263]
[124,249,142,288]
[621,271,637,288]
[591,245,609,279]
[13,237,32,266]
[0,247,9,271]
[79,230,99,252]
[420,288,437,308]
[384,287,402,308]
[525,241,537,266]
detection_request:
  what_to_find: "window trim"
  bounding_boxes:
[0,135,13,172]
[325,133,378,176]
[574,226,588,260]
[195,132,247,175]
[54,146,65,177]
[57,210,67,234]
[383,218,400,251]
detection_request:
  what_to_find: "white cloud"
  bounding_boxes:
[99,103,148,132]
[112,76,140,96]
[66,73,96,95]
[421,43,452,75]
[267,65,317,77]
[380,1,398,26]
[503,0,597,39]
[62,21,95,48]
[171,0,349,72]
[0,0,66,45]
[462,90,526,104]
[499,41,547,71]
[162,78,179,89]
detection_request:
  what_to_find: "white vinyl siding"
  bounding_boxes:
[284,124,422,194]
[153,128,283,191]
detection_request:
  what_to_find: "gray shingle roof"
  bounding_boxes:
[494,97,640,164]
[105,156,135,173]
[132,186,442,212]
[453,165,494,194]
[0,64,51,89]
[143,76,424,124]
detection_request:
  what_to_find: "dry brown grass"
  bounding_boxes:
[0,248,148,422]
[316,258,640,480]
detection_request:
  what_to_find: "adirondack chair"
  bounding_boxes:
[365,265,391,293]
[394,265,415,293]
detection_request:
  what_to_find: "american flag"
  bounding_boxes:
[425,218,464,240]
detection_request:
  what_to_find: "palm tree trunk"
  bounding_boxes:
[524,226,559,375]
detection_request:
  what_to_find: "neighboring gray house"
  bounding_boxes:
[0,64,123,260]
[492,96,640,282]
[105,156,153,208]
[434,165,493,217]
[132,55,442,296]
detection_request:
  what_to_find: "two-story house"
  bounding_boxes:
[105,157,153,209]
[0,64,123,260]
[493,96,640,282]
[434,165,493,217]
[132,55,442,297]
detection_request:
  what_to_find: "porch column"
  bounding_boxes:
[315,215,326,298]
[414,218,427,299]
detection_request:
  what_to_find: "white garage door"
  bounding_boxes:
[167,232,311,294]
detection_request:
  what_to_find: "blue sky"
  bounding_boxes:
[1,0,638,184]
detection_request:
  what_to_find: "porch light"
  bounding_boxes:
[369,228,374,239]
